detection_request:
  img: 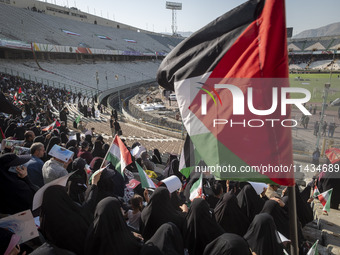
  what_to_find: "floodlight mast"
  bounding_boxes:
[166,2,182,36]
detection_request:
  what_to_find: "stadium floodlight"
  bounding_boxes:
[166,2,182,36]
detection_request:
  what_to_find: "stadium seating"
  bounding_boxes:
[0,59,161,95]
[0,4,183,54]
[309,60,333,70]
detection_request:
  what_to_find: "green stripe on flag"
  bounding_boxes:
[190,132,276,183]
[319,188,333,212]
[189,173,203,201]
[106,152,122,174]
[136,162,156,189]
[180,166,195,179]
[307,240,318,255]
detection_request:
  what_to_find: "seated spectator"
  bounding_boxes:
[77,141,93,164]
[141,151,155,171]
[84,197,141,255]
[214,192,250,236]
[206,181,223,209]
[151,149,162,165]
[45,136,61,160]
[60,132,69,144]
[237,184,265,222]
[244,213,284,255]
[42,155,71,184]
[58,121,69,134]
[91,140,104,158]
[126,195,143,231]
[27,142,45,187]
[204,233,252,255]
[22,130,36,148]
[265,184,280,199]
[77,121,87,133]
[37,182,100,255]
[102,144,109,158]
[89,157,103,172]
[85,127,95,137]
[140,187,185,241]
[184,198,224,255]
[140,223,184,255]
[0,153,38,214]
[66,158,88,204]
[13,124,26,140]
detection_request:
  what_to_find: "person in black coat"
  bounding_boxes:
[0,153,38,214]
[140,223,184,255]
[204,233,252,255]
[183,198,224,255]
[84,197,141,255]
[114,119,121,136]
[59,107,69,127]
[140,187,185,242]
[214,192,250,236]
[244,213,284,255]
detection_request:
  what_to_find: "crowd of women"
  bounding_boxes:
[0,73,340,255]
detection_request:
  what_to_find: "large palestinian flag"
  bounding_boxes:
[157,0,294,186]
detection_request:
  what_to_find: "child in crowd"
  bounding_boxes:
[126,195,143,232]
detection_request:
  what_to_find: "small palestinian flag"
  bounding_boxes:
[306,240,318,255]
[18,87,22,94]
[53,119,61,127]
[189,173,204,201]
[75,115,81,124]
[136,162,157,189]
[312,186,320,198]
[13,92,17,101]
[42,120,60,131]
[103,135,132,176]
[317,188,333,213]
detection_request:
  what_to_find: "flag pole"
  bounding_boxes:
[288,186,299,255]
[100,135,116,168]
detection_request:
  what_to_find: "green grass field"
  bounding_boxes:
[288,73,340,109]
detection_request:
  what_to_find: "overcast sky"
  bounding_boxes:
[44,0,340,35]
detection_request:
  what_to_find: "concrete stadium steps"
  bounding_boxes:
[289,63,308,69]
[0,4,182,53]
[0,59,160,93]
[65,102,110,123]
[309,60,334,70]
[67,111,184,156]
[303,199,340,255]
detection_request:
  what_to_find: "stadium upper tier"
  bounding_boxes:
[0,3,183,55]
[0,59,161,96]
[288,36,340,53]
